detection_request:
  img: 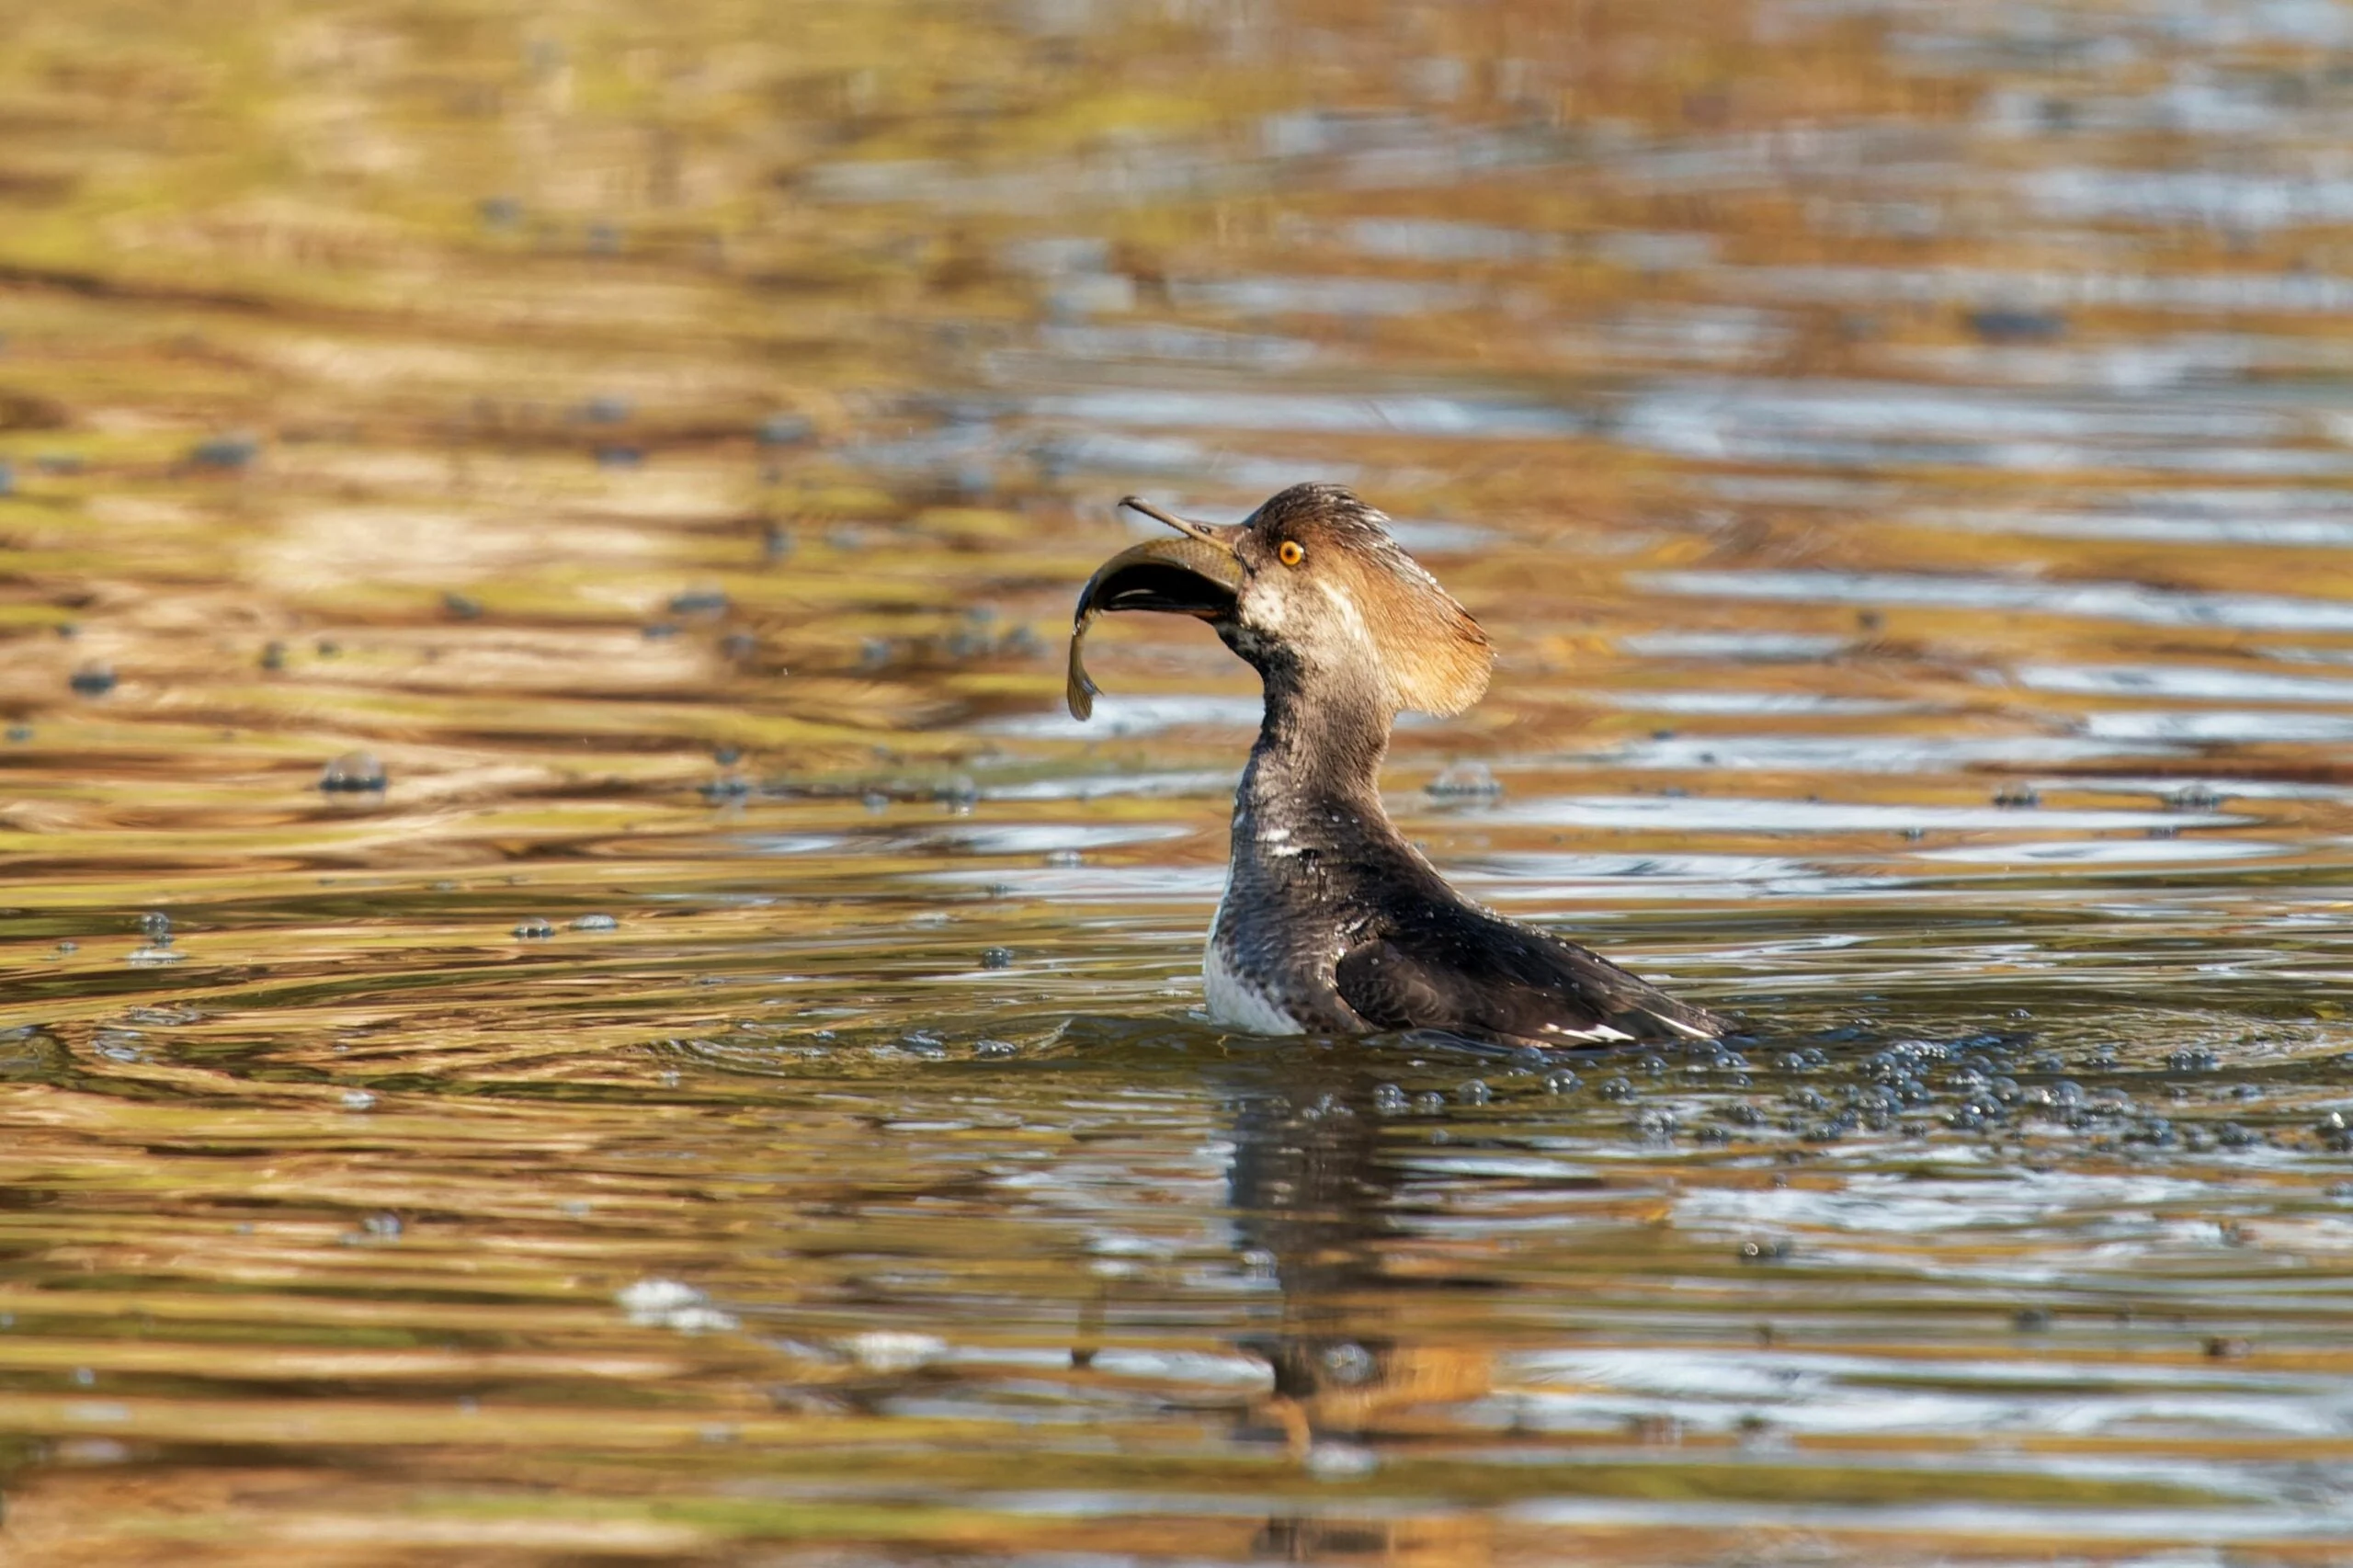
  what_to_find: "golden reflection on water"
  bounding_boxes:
[6,0,2353,1562]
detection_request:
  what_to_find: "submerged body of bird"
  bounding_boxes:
[1068,483,1722,1049]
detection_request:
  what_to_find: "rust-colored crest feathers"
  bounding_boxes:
[1256,483,1493,717]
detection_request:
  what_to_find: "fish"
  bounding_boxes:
[1066,602,1104,720]
[1065,533,1248,721]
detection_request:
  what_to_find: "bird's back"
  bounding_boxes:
[1207,792,1721,1048]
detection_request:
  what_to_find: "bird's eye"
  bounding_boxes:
[1277,540,1304,567]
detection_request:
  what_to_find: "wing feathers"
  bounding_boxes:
[1335,926,1720,1048]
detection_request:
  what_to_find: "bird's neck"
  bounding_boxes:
[1241,672,1392,825]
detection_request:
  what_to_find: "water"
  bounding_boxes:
[6,1,2353,1562]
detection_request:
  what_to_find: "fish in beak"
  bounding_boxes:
[1066,497,1247,720]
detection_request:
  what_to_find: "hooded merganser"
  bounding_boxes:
[1068,483,1722,1049]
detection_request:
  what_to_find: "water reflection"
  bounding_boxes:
[1220,1057,1495,1553]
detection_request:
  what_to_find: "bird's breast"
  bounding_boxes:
[1201,921,1308,1035]
[1200,824,1366,1035]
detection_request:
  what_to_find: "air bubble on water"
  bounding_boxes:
[319,750,387,794]
[1544,1070,1581,1095]
[571,914,619,932]
[1456,1078,1491,1106]
[513,918,555,939]
[980,947,1014,969]
[1319,1342,1378,1386]
[1632,1108,1679,1142]
[1371,1083,1409,1114]
[1411,1091,1446,1115]
[974,1039,1017,1059]
[340,1090,377,1111]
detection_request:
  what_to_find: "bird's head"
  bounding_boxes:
[1068,483,1492,721]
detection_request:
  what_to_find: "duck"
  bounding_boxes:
[1066,482,1722,1049]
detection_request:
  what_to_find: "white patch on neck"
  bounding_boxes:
[1255,824,1302,858]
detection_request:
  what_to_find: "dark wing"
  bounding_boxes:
[1335,921,1720,1047]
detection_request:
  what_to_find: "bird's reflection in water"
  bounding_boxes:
[1218,1052,1498,1565]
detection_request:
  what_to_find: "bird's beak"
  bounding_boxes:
[1114,494,1247,551]
[1066,499,1248,720]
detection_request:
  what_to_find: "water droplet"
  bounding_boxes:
[668,588,729,617]
[1426,761,1501,799]
[319,751,387,793]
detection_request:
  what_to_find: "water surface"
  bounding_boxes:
[5,1,2353,1562]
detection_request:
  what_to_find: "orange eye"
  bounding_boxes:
[1277,540,1304,567]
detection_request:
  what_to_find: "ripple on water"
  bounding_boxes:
[1029,387,1583,438]
[1639,568,2353,633]
[1482,794,2244,834]
[14,1,2353,1560]
[986,693,1264,738]
[2015,662,2353,704]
